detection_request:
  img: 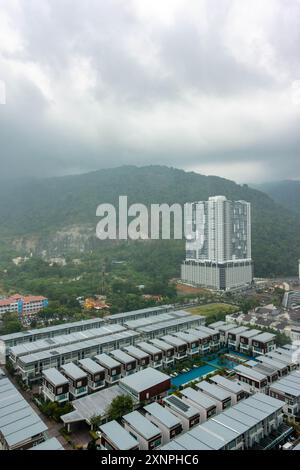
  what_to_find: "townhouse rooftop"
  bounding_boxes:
[78,358,105,375]
[135,315,204,334]
[235,364,268,381]
[94,353,121,369]
[210,375,244,394]
[110,349,137,365]
[100,421,138,450]
[181,387,217,409]
[148,338,175,351]
[239,329,261,338]
[143,402,182,429]
[123,345,150,359]
[61,363,87,381]
[119,368,170,393]
[161,335,187,347]
[42,368,69,387]
[163,395,199,419]
[123,411,161,440]
[136,342,162,355]
[30,437,64,451]
[251,332,276,342]
[196,381,231,401]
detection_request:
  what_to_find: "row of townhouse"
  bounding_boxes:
[0,370,53,451]
[209,321,276,355]
[98,372,247,450]
[99,392,289,451]
[0,304,175,357]
[160,393,290,451]
[60,368,171,432]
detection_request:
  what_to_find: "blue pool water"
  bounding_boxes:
[171,357,238,388]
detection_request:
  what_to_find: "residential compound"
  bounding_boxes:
[0,293,48,318]
[181,196,253,291]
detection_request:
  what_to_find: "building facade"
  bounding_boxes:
[181,196,253,290]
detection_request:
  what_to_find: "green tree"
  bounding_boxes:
[107,395,134,421]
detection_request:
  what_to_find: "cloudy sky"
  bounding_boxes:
[0,0,299,183]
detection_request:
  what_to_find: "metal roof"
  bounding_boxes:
[256,355,288,371]
[30,437,64,450]
[136,315,204,333]
[119,367,170,393]
[124,313,175,329]
[18,330,139,365]
[144,402,182,429]
[227,326,249,335]
[9,324,125,357]
[0,377,47,449]
[252,332,276,342]
[42,368,69,386]
[160,441,186,450]
[123,345,150,359]
[235,364,267,381]
[195,325,219,335]
[188,426,225,450]
[61,363,87,381]
[267,351,293,365]
[163,395,199,419]
[209,321,226,329]
[196,381,231,401]
[100,420,138,450]
[78,358,105,375]
[201,419,238,444]
[0,317,104,342]
[161,335,187,347]
[181,387,217,409]
[105,305,173,321]
[188,328,211,340]
[123,411,161,440]
[174,331,199,343]
[175,433,212,450]
[210,375,244,394]
[136,341,162,355]
[94,353,121,369]
[110,349,137,365]
[148,338,174,351]
[239,329,261,338]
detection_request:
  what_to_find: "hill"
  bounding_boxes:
[0,165,299,277]
[254,180,300,215]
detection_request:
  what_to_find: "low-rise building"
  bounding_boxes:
[250,332,276,355]
[110,349,137,377]
[122,411,162,450]
[99,420,139,450]
[246,360,279,384]
[209,322,236,346]
[136,342,163,368]
[267,350,298,372]
[123,345,150,370]
[143,402,183,444]
[42,368,69,403]
[187,328,211,355]
[30,437,64,450]
[162,395,200,431]
[196,381,232,411]
[135,314,205,340]
[209,375,245,404]
[235,364,268,393]
[148,339,175,367]
[61,363,88,399]
[161,335,188,360]
[238,329,261,354]
[180,387,217,422]
[256,355,289,377]
[269,370,300,419]
[78,358,105,392]
[118,367,171,403]
[195,325,220,351]
[173,332,199,356]
[94,353,122,385]
[227,326,249,350]
[0,377,48,450]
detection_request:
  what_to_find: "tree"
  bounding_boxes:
[107,395,134,421]
[90,414,102,431]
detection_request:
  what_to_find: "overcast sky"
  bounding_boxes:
[0,0,299,183]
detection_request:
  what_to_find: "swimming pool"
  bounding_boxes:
[171,357,238,388]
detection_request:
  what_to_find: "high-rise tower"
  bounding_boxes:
[181,196,253,290]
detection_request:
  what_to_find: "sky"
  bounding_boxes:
[0,0,299,183]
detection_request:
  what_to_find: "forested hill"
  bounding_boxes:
[254,180,300,215]
[0,165,299,277]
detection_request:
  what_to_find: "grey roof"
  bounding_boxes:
[209,321,226,329]
[188,426,225,450]
[78,358,105,375]
[0,377,47,448]
[269,372,300,397]
[18,330,140,366]
[123,411,161,440]
[161,335,187,347]
[144,402,182,429]
[136,341,162,355]
[227,326,249,335]
[30,437,64,450]
[210,375,244,394]
[174,433,212,450]
[119,368,170,392]
[160,441,186,450]
[196,325,219,335]
[94,353,121,369]
[124,313,175,329]
[256,355,288,371]
[0,317,104,342]
[9,324,125,357]
[181,387,217,409]
[42,368,69,386]
[235,364,267,381]
[267,351,293,364]
[174,331,199,343]
[61,363,87,381]
[188,328,211,340]
[196,381,231,401]
[136,315,204,334]
[61,385,129,423]
[163,395,199,419]
[100,421,138,450]
[110,349,137,365]
[105,305,173,322]
[239,329,261,338]
[148,338,174,351]
[217,323,237,332]
[200,419,238,445]
[123,345,150,359]
[252,332,276,342]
